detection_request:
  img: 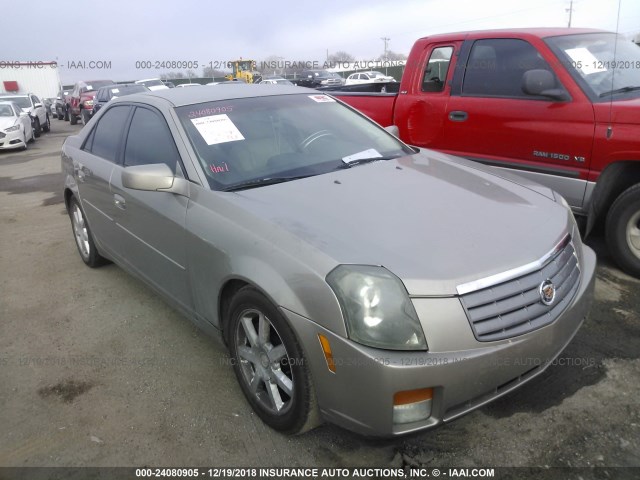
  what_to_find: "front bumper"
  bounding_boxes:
[284,246,596,436]
[0,129,26,149]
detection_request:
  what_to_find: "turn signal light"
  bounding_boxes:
[317,334,336,373]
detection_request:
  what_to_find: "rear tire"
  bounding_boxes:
[606,183,640,278]
[68,197,108,268]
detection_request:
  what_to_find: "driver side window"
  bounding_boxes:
[123,107,180,171]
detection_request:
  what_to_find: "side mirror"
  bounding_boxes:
[121,164,189,197]
[384,125,400,137]
[34,102,43,108]
[522,69,569,101]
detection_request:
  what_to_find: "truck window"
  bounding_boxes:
[462,39,554,98]
[422,46,453,92]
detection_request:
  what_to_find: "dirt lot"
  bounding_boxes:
[0,120,638,477]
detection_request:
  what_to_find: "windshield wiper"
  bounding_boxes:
[222,174,314,192]
[336,156,398,169]
[599,86,640,98]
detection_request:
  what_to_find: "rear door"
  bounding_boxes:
[73,105,132,257]
[394,40,461,147]
[440,37,595,209]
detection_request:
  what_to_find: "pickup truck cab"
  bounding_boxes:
[334,28,640,277]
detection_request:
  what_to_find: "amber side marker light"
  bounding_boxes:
[393,387,433,424]
[317,334,336,373]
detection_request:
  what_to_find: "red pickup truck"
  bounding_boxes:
[334,28,640,277]
[66,79,114,125]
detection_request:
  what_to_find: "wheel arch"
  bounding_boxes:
[586,161,640,236]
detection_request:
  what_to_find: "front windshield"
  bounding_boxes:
[546,33,640,99]
[0,104,15,117]
[86,80,114,91]
[1,96,30,108]
[176,93,411,190]
[141,80,164,87]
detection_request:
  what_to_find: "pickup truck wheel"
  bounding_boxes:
[606,184,640,278]
[81,109,90,125]
[33,118,41,137]
[64,107,69,121]
[43,115,50,132]
[69,109,77,125]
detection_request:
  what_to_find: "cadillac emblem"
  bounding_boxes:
[539,279,556,306]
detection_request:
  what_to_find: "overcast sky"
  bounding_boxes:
[6,0,640,83]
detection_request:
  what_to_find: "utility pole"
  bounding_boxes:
[381,37,390,60]
[566,0,574,28]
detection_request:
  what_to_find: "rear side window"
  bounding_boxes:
[462,39,555,98]
[87,105,130,162]
[124,107,179,171]
[422,46,454,92]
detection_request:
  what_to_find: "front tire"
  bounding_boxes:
[228,286,319,434]
[33,117,41,137]
[68,197,107,268]
[606,183,640,278]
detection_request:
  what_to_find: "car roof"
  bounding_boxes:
[417,27,608,43]
[112,84,314,108]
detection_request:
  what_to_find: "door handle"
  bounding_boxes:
[448,111,468,122]
[114,194,126,210]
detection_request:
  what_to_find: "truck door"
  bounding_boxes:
[440,37,595,210]
[394,41,461,148]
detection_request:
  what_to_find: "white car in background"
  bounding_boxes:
[345,71,396,85]
[0,101,34,150]
[0,93,50,137]
[134,78,170,91]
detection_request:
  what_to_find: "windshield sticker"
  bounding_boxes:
[308,94,336,103]
[565,48,606,75]
[210,162,230,174]
[191,114,245,145]
[188,106,233,119]
[342,148,382,164]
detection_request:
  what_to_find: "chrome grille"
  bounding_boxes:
[460,237,580,342]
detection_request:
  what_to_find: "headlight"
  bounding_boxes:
[326,265,427,351]
[4,125,20,132]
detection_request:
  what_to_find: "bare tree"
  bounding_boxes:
[379,50,407,61]
[327,51,355,64]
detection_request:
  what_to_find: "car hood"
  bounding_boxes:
[228,150,571,296]
[0,117,19,129]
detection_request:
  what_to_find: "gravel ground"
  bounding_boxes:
[0,120,638,479]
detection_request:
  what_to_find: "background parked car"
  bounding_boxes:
[345,71,396,85]
[66,80,115,126]
[135,78,169,91]
[0,101,34,150]
[0,93,49,137]
[258,77,295,85]
[55,89,70,121]
[295,70,344,88]
[93,84,150,114]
